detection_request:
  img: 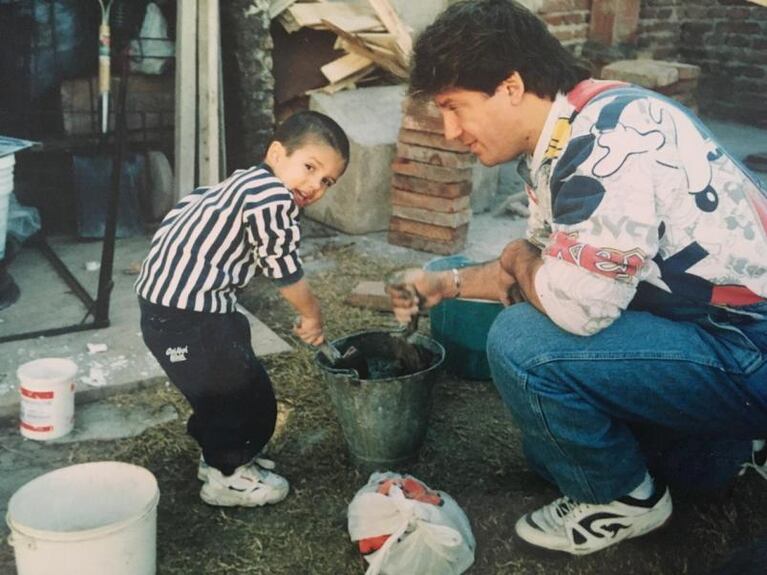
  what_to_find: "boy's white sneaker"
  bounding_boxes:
[197,455,276,481]
[199,458,289,507]
[515,486,672,555]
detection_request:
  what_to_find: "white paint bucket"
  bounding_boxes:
[0,153,14,260]
[6,461,160,575]
[17,358,78,440]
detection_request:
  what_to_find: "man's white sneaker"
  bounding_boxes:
[199,459,289,507]
[515,486,672,555]
[740,440,767,481]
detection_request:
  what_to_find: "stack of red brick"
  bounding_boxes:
[388,98,474,255]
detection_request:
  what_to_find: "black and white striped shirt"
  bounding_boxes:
[135,164,303,313]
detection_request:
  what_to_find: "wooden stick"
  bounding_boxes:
[174,0,197,199]
[321,19,408,78]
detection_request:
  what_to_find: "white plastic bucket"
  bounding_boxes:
[0,153,14,260]
[6,461,160,575]
[17,358,78,440]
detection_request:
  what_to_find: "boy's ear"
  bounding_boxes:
[266,141,286,166]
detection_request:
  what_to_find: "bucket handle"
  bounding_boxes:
[7,531,36,551]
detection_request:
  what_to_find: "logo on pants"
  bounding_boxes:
[166,346,189,363]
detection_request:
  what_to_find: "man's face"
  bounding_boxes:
[267,141,346,208]
[434,80,531,166]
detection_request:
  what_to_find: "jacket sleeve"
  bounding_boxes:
[533,97,669,335]
[245,195,304,287]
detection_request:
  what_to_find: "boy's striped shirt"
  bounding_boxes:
[135,164,302,313]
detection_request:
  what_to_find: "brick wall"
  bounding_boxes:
[637,0,682,60]
[678,0,767,123]
[538,0,592,54]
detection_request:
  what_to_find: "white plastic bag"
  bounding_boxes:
[129,3,174,75]
[348,472,475,575]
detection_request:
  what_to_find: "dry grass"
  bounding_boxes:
[2,242,765,574]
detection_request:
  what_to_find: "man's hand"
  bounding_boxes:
[293,315,324,346]
[498,265,524,306]
[498,239,544,312]
[385,269,445,325]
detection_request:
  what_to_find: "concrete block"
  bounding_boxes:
[601,59,679,88]
[307,85,407,234]
[665,61,701,81]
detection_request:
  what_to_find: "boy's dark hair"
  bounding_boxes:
[410,0,590,99]
[271,111,350,165]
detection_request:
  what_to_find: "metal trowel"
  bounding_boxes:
[296,317,370,379]
[318,339,370,379]
[385,273,425,373]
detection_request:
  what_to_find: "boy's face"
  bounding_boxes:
[265,140,346,208]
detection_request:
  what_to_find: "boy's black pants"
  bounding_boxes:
[139,298,277,475]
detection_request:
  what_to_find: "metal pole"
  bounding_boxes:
[94,46,130,324]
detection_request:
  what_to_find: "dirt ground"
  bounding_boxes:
[2,244,766,574]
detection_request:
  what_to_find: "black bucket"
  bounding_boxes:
[315,330,445,472]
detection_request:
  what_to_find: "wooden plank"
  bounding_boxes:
[269,0,299,19]
[277,9,302,33]
[320,52,374,84]
[287,2,382,32]
[357,32,396,51]
[367,0,412,63]
[308,66,375,95]
[335,37,398,61]
[174,0,197,200]
[198,0,220,186]
[321,19,407,78]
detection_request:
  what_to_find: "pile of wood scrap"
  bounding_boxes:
[272,0,412,94]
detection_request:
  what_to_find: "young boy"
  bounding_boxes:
[135,111,349,507]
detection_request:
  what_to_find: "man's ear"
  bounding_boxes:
[497,72,525,105]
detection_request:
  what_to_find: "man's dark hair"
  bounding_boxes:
[410,0,590,99]
[271,110,350,165]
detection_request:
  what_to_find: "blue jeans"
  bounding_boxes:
[487,303,767,503]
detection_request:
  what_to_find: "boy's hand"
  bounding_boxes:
[294,315,324,346]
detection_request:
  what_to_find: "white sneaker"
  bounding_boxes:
[197,455,276,481]
[740,440,767,481]
[515,487,672,555]
[199,459,289,507]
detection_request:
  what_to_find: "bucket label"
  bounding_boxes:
[20,421,53,433]
[20,388,54,400]
[19,386,66,434]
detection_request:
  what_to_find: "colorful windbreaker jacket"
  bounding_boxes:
[525,80,767,335]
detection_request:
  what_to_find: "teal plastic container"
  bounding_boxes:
[424,256,504,380]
